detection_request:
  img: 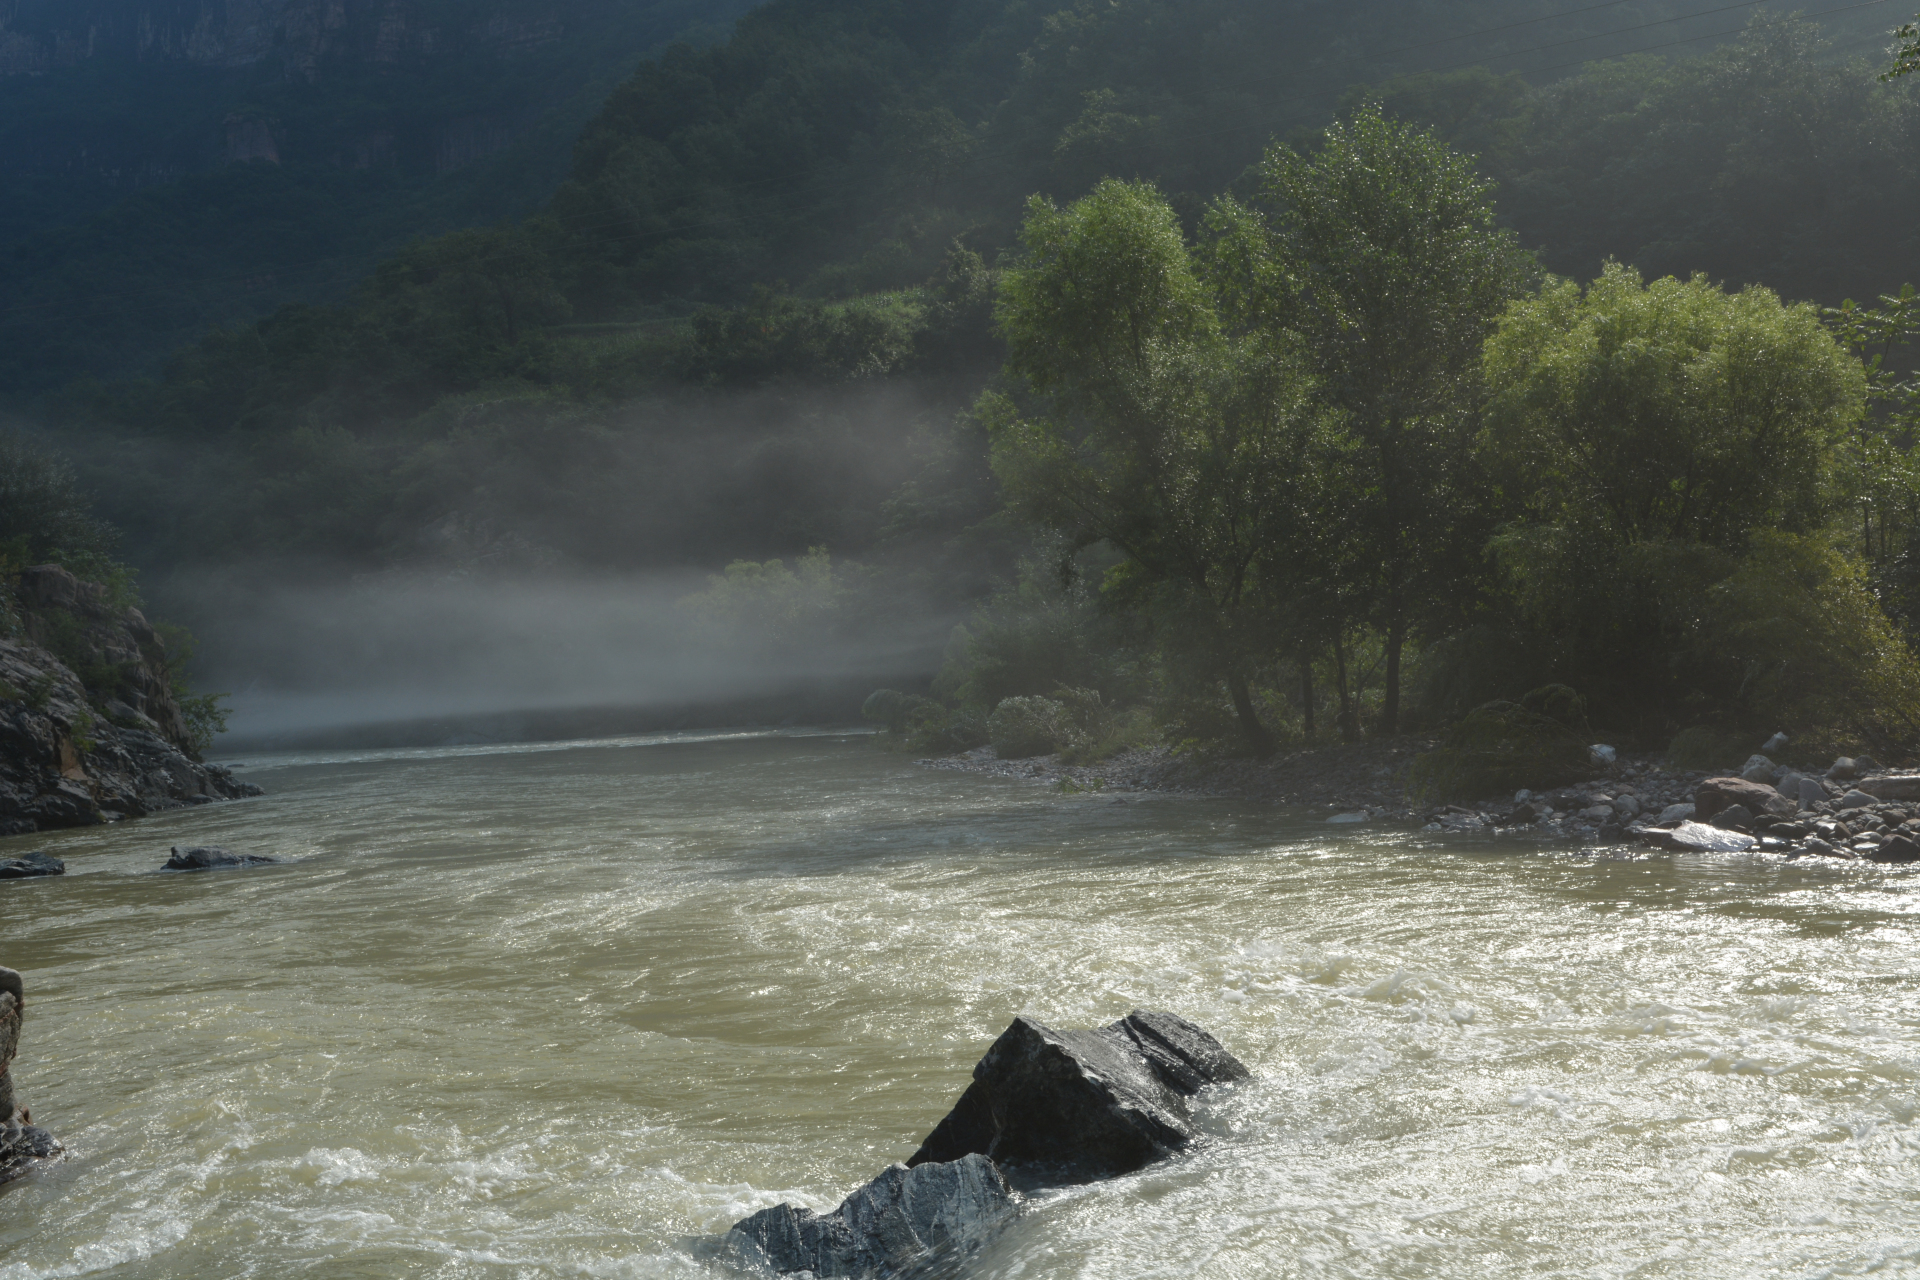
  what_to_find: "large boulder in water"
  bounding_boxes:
[724,1153,1013,1277]
[907,1010,1249,1180]
[0,851,63,878]
[164,846,277,871]
[0,965,61,1186]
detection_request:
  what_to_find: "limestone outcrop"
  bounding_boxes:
[1,564,260,834]
[0,966,61,1186]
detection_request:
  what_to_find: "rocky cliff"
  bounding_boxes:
[0,564,259,835]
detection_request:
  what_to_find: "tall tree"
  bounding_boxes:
[988,179,1326,751]
[1212,103,1531,735]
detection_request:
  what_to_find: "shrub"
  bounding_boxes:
[1665,726,1753,771]
[988,695,1072,759]
[905,703,989,754]
[1408,685,1592,802]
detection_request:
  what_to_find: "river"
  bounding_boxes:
[2,729,1918,1278]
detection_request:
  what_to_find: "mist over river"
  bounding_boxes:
[3,730,1920,1277]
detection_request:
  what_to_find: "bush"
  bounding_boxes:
[1052,686,1156,763]
[988,695,1073,759]
[1665,726,1753,771]
[1408,684,1592,802]
[905,703,989,754]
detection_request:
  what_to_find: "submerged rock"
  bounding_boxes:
[0,851,63,878]
[0,966,61,1186]
[164,846,277,871]
[725,1154,1014,1278]
[908,1009,1249,1180]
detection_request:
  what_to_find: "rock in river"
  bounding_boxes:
[725,1154,1013,1278]
[907,1009,1250,1180]
[0,851,63,878]
[164,846,278,871]
[1638,821,1757,853]
[0,966,62,1186]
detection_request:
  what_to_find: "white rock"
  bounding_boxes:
[1589,744,1617,765]
[1763,732,1790,753]
[1514,789,1532,802]
[1640,820,1757,852]
[1796,777,1827,808]
[1657,803,1696,824]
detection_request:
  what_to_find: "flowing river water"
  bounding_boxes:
[3,729,1920,1278]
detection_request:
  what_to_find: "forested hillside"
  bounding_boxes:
[8,0,1920,746]
[0,0,756,389]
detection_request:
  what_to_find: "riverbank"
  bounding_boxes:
[918,739,1908,858]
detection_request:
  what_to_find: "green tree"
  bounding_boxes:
[1479,263,1902,738]
[988,179,1326,751]
[1216,103,1532,734]
[1886,16,1919,80]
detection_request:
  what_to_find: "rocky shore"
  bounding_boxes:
[1,564,259,834]
[924,740,1919,861]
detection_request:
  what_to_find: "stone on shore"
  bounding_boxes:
[164,846,277,871]
[0,851,63,878]
[1867,834,1920,865]
[907,1010,1249,1180]
[1838,790,1875,810]
[1638,821,1758,853]
[1857,775,1920,801]
[1694,776,1791,821]
[725,1154,1014,1278]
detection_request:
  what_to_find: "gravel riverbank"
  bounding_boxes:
[921,741,1920,861]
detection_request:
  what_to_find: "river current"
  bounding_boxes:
[2,729,1919,1278]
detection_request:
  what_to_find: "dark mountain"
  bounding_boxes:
[0,0,758,389]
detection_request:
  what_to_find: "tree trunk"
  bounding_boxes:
[1299,661,1315,737]
[1332,639,1358,742]
[1382,617,1405,737]
[1227,673,1274,756]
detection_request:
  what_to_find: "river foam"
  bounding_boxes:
[3,733,1919,1277]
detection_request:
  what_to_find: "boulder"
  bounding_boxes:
[1637,821,1758,853]
[908,1010,1249,1179]
[164,846,277,871]
[1710,804,1754,830]
[1695,777,1791,821]
[0,967,60,1186]
[1763,732,1790,753]
[1866,834,1920,865]
[1796,776,1829,809]
[0,851,63,878]
[1857,775,1920,801]
[1837,790,1875,810]
[724,1154,1014,1278]
[1655,802,1695,825]
[1829,757,1857,780]
[1740,754,1775,784]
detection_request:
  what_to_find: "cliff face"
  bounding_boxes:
[0,564,259,835]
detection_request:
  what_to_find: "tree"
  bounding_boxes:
[988,179,1327,751]
[1478,263,1893,735]
[1214,103,1532,734]
[1886,16,1919,81]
